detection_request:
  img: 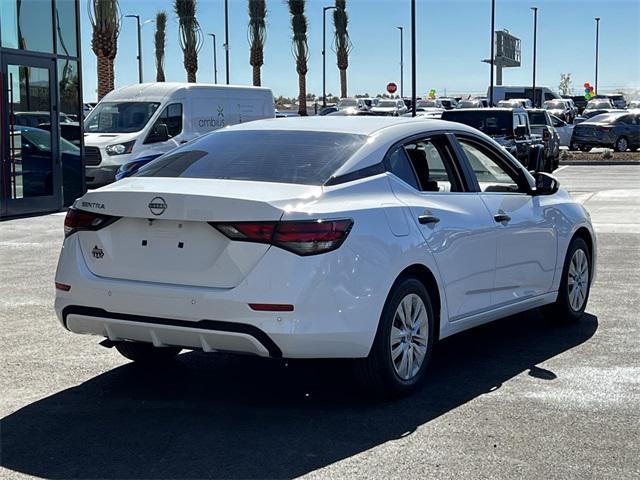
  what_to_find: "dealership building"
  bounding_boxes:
[1,0,84,218]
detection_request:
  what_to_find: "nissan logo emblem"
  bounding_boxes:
[148,196,167,216]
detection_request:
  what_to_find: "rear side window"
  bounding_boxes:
[388,147,419,190]
[136,130,367,185]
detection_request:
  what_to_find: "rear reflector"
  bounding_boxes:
[55,282,71,291]
[249,303,294,312]
[211,219,353,256]
[64,208,119,237]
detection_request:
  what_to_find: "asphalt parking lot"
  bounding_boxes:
[1,164,639,480]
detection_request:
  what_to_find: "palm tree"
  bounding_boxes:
[174,0,203,83]
[155,11,167,82]
[88,0,121,100]
[248,0,267,86]
[333,0,352,99]
[287,0,309,116]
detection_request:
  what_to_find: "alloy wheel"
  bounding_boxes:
[390,293,429,380]
[567,248,589,312]
[616,137,628,152]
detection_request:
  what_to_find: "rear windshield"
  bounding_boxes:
[528,111,547,125]
[135,130,368,185]
[443,111,512,136]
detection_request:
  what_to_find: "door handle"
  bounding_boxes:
[179,140,188,144]
[494,213,511,223]
[418,214,440,225]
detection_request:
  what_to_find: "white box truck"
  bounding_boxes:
[83,83,275,186]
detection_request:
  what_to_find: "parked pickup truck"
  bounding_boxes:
[441,108,544,170]
[527,109,560,172]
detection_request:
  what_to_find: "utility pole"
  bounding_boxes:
[125,15,143,83]
[595,17,600,95]
[531,7,538,107]
[397,26,404,98]
[322,5,337,107]
[411,0,416,117]
[208,33,218,84]
[224,0,230,84]
[489,0,495,106]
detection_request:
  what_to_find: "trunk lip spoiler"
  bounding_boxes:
[61,305,283,358]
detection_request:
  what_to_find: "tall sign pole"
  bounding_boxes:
[595,17,600,95]
[224,0,230,84]
[489,0,496,106]
[531,7,538,107]
[397,26,404,98]
[411,0,416,117]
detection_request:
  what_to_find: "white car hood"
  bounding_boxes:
[84,131,139,148]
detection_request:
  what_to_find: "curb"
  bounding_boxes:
[559,161,640,166]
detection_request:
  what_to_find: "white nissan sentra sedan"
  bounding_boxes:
[55,117,596,395]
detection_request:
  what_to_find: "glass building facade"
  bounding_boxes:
[1,0,84,218]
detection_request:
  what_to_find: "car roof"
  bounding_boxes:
[102,82,271,102]
[443,107,525,113]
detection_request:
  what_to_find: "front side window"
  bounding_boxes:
[136,130,367,186]
[84,102,161,133]
[457,138,523,194]
[145,103,183,143]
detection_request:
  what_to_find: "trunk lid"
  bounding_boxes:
[74,177,322,288]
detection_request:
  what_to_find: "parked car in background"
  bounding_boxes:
[402,108,444,118]
[585,98,615,111]
[441,108,543,169]
[457,99,488,109]
[417,99,444,109]
[439,97,458,110]
[362,97,379,109]
[562,95,588,114]
[370,99,408,116]
[543,99,574,123]
[14,111,73,127]
[574,108,618,125]
[337,97,368,111]
[318,106,338,116]
[571,111,639,152]
[550,115,574,148]
[275,110,300,118]
[488,85,560,106]
[83,83,275,187]
[606,93,627,109]
[527,109,560,171]
[55,116,596,396]
[628,100,640,109]
[497,98,533,109]
[37,122,82,146]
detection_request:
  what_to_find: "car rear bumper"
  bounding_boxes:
[86,164,120,187]
[54,234,387,359]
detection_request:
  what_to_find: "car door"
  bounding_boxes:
[454,135,557,307]
[143,103,184,153]
[387,133,497,320]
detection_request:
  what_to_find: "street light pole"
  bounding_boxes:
[411,0,416,117]
[224,0,230,84]
[322,5,337,107]
[208,33,218,84]
[531,7,538,107]
[397,26,404,98]
[595,17,600,95]
[125,15,143,83]
[489,0,495,106]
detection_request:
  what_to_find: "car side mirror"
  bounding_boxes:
[532,172,559,196]
[146,123,169,144]
[514,125,527,138]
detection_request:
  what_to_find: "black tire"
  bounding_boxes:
[615,136,629,152]
[355,277,436,397]
[543,237,592,322]
[115,341,182,364]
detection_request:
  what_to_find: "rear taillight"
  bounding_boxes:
[596,126,613,132]
[64,208,119,238]
[211,219,353,256]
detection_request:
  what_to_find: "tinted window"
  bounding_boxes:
[388,148,419,190]
[1,0,53,52]
[443,111,512,136]
[528,111,547,125]
[136,130,368,186]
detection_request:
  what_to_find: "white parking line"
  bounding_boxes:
[554,165,569,173]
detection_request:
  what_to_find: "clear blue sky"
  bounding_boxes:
[80,0,640,101]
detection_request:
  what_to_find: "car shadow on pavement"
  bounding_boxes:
[1,310,597,479]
